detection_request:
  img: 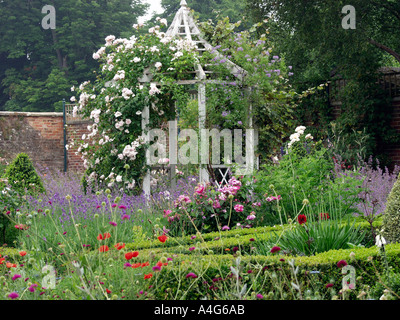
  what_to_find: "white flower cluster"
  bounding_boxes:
[113,70,125,81]
[149,83,160,96]
[288,126,313,148]
[119,137,145,161]
[90,109,101,124]
[121,87,134,100]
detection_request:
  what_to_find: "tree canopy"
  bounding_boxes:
[0,0,149,112]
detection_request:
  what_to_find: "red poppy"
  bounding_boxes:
[144,273,153,279]
[106,288,111,294]
[125,251,139,260]
[156,261,163,268]
[320,213,330,220]
[114,243,126,250]
[141,262,150,268]
[99,245,109,253]
[297,214,307,225]
[132,263,141,269]
[158,235,168,243]
[97,232,111,241]
[6,262,17,268]
[0,258,5,264]
[19,251,27,257]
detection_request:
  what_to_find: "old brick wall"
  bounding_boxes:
[0,111,91,173]
[66,120,91,172]
[0,112,64,172]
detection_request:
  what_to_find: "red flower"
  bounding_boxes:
[270,246,281,254]
[337,260,348,268]
[141,262,150,268]
[326,283,334,288]
[156,261,163,268]
[114,243,126,250]
[19,251,27,257]
[6,262,17,268]
[158,235,168,243]
[106,288,111,294]
[0,258,5,264]
[320,213,330,220]
[144,273,153,279]
[297,214,307,225]
[97,232,111,241]
[125,251,139,260]
[99,245,109,253]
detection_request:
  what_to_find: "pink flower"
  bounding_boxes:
[109,221,117,226]
[222,225,230,231]
[247,214,256,220]
[12,274,21,281]
[234,204,244,212]
[195,184,205,195]
[28,284,38,292]
[163,210,172,217]
[213,200,221,209]
[186,272,198,279]
[8,292,19,299]
[189,247,195,251]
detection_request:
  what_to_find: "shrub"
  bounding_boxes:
[4,153,45,195]
[382,173,400,244]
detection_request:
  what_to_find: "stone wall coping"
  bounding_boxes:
[0,111,63,117]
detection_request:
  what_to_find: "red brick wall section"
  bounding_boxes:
[66,121,91,172]
[0,112,64,172]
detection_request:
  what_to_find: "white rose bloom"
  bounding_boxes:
[305,134,313,140]
[295,126,306,133]
[115,111,122,118]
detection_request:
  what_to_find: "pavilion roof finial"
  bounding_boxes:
[180,0,188,8]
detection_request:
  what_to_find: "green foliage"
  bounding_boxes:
[251,127,362,223]
[0,0,149,112]
[198,18,297,161]
[0,186,23,245]
[4,153,45,195]
[382,173,400,244]
[246,0,400,166]
[260,218,366,256]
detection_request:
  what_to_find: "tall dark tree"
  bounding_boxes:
[246,0,400,166]
[0,0,149,112]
